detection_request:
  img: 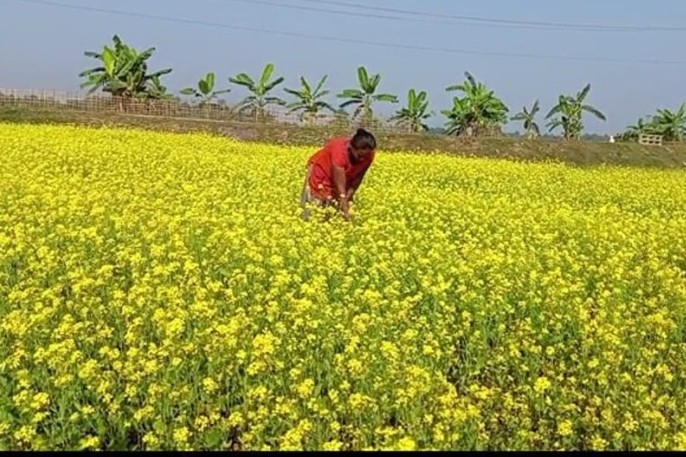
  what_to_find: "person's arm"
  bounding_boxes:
[346,166,369,202]
[332,164,350,219]
[347,152,374,202]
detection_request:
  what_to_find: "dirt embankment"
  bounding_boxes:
[3,105,686,169]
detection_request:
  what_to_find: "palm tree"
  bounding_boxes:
[545,83,606,140]
[79,35,172,106]
[442,71,509,136]
[180,72,231,107]
[651,103,686,142]
[337,66,398,125]
[229,63,286,122]
[390,89,432,133]
[511,100,541,139]
[283,75,337,125]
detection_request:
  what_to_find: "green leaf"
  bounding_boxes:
[102,47,116,76]
[313,75,328,95]
[374,93,398,103]
[577,83,591,102]
[147,68,172,79]
[108,80,128,91]
[239,95,258,103]
[368,73,381,92]
[78,67,105,78]
[264,76,285,92]
[205,72,216,92]
[582,104,606,121]
[337,89,364,99]
[265,96,286,106]
[198,79,210,96]
[545,104,562,119]
[180,87,196,95]
[407,89,417,104]
[137,47,156,62]
[284,87,303,97]
[339,99,361,108]
[357,66,369,87]
[286,101,304,111]
[118,58,137,78]
[259,63,275,88]
[319,101,337,113]
[230,73,255,89]
[204,428,225,449]
[300,76,312,95]
[531,99,540,115]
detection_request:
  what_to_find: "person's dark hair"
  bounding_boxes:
[350,128,376,150]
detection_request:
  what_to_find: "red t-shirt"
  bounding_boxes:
[307,137,375,200]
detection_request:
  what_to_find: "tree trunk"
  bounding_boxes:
[307,112,317,127]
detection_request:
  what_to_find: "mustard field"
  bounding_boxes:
[1,123,686,451]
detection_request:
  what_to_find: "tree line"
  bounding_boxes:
[79,35,685,142]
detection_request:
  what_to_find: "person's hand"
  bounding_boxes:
[346,189,356,204]
[339,198,351,221]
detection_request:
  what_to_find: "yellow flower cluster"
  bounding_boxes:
[1,123,686,451]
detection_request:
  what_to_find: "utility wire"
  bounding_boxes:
[6,0,686,65]
[293,0,686,32]
[220,0,638,32]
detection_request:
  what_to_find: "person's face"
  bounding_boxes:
[349,146,373,163]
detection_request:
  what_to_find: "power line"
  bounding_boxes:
[6,0,686,65]
[220,0,637,32]
[223,0,481,29]
[294,0,686,32]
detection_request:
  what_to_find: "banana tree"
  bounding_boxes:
[545,84,606,140]
[511,100,541,139]
[180,72,231,106]
[144,75,174,101]
[283,75,337,125]
[79,35,172,108]
[622,116,658,141]
[443,71,508,136]
[337,66,398,125]
[390,89,432,133]
[651,103,686,142]
[441,96,472,136]
[229,63,286,122]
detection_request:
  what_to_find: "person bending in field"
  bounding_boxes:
[300,128,377,221]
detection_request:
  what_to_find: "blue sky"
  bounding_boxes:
[1,0,685,134]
